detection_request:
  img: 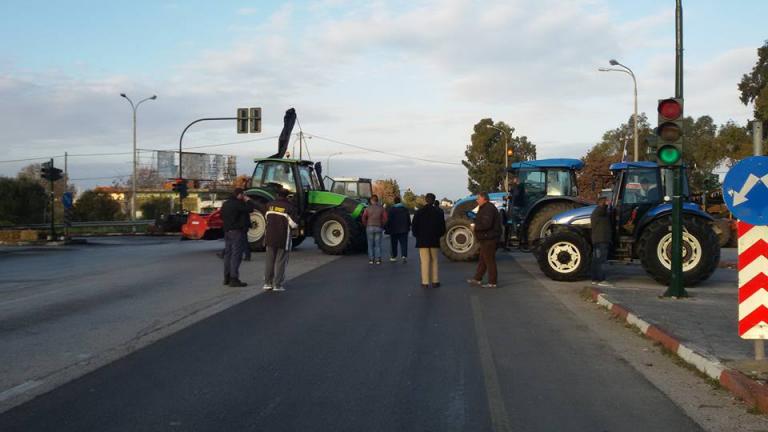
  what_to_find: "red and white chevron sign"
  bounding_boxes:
[739,221,768,338]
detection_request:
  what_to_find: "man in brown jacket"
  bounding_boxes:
[467,192,501,288]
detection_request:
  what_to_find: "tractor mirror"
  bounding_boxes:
[663,195,671,202]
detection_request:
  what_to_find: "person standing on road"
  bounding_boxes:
[362,194,388,265]
[221,188,255,287]
[411,193,446,288]
[468,192,501,288]
[590,196,612,287]
[386,196,411,263]
[263,188,299,292]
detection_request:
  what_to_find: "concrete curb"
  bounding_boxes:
[587,287,768,413]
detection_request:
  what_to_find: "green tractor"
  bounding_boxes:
[244,109,367,254]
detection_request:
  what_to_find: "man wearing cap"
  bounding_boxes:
[263,188,299,292]
[221,188,254,287]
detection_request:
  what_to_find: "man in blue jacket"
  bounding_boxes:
[386,196,411,263]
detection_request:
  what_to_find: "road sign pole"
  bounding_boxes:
[49,158,56,241]
[664,0,687,297]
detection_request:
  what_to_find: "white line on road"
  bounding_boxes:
[470,295,512,432]
[0,380,43,403]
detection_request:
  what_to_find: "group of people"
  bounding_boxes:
[220,188,502,292]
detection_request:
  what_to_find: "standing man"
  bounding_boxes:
[221,188,254,287]
[386,196,411,263]
[411,193,446,288]
[468,192,501,288]
[362,194,388,265]
[590,196,612,287]
[264,188,299,292]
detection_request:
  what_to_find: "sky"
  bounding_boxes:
[0,0,765,199]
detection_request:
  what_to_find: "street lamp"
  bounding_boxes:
[486,124,511,195]
[599,59,638,162]
[120,93,157,221]
[326,152,342,178]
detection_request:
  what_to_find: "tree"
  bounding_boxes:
[17,163,75,223]
[738,40,768,123]
[140,197,173,220]
[715,121,752,165]
[373,178,401,205]
[72,190,124,221]
[462,118,536,194]
[0,177,47,225]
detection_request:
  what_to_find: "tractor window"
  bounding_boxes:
[358,182,372,199]
[546,170,572,196]
[621,169,660,204]
[519,169,546,204]
[260,162,296,192]
[251,163,265,189]
[331,181,346,195]
[345,182,357,196]
[298,166,318,191]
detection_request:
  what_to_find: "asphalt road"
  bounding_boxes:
[0,240,702,432]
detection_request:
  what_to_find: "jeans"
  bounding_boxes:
[591,242,609,282]
[223,230,245,281]
[366,226,383,260]
[241,231,251,260]
[390,233,408,258]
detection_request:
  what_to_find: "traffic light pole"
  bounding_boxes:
[177,117,237,213]
[48,158,56,241]
[664,0,687,297]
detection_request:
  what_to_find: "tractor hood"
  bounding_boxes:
[551,205,594,226]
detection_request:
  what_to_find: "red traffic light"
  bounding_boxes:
[658,99,682,120]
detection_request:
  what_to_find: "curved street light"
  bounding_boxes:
[486,124,511,195]
[120,93,157,221]
[599,59,638,162]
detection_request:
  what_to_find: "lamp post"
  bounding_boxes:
[599,60,638,162]
[486,125,511,195]
[326,152,342,178]
[120,93,157,222]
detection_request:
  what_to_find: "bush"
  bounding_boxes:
[140,197,173,220]
[0,177,47,225]
[73,190,124,221]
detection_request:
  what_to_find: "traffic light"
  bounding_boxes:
[40,161,63,181]
[172,178,188,199]
[249,107,261,133]
[655,98,684,166]
[506,148,514,158]
[237,108,249,134]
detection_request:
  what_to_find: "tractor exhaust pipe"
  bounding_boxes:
[271,108,297,159]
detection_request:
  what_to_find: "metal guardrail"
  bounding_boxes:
[0,220,155,230]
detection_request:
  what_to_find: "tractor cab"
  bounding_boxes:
[249,159,323,215]
[326,177,373,204]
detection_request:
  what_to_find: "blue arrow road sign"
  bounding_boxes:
[62,192,73,209]
[723,156,768,226]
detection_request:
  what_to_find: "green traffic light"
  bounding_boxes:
[658,145,681,165]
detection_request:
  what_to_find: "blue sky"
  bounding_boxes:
[1,0,766,198]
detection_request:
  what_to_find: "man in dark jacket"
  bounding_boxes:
[411,193,446,288]
[468,192,501,288]
[386,196,411,263]
[263,188,299,292]
[221,188,254,287]
[590,196,612,286]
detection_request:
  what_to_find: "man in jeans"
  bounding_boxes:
[590,196,612,287]
[263,188,299,292]
[362,194,388,265]
[221,188,254,287]
[468,192,501,288]
[386,196,411,263]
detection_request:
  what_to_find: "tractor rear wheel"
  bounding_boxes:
[313,209,362,255]
[247,202,268,252]
[535,229,591,281]
[637,216,720,286]
[440,218,480,261]
[526,201,581,247]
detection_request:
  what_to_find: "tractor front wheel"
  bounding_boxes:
[535,229,591,281]
[247,202,268,252]
[440,218,480,261]
[313,210,362,255]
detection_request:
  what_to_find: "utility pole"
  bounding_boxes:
[664,0,687,297]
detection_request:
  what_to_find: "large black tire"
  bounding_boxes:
[637,216,720,286]
[292,235,306,250]
[451,201,478,220]
[247,201,268,252]
[535,229,592,281]
[526,201,581,247]
[313,209,363,255]
[440,218,480,261]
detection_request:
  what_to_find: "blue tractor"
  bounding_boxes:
[535,161,720,286]
[441,158,589,261]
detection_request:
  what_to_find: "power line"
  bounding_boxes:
[305,133,462,166]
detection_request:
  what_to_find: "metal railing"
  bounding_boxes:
[0,220,155,230]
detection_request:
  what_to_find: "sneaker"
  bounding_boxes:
[467,278,481,285]
[376,259,382,265]
[597,281,613,288]
[229,279,248,287]
[272,286,286,292]
[591,281,598,285]
[402,257,407,264]
[224,278,230,285]
[389,257,398,262]
[262,284,273,291]
[481,283,498,289]
[432,282,441,288]
[421,284,429,289]
[369,260,374,265]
